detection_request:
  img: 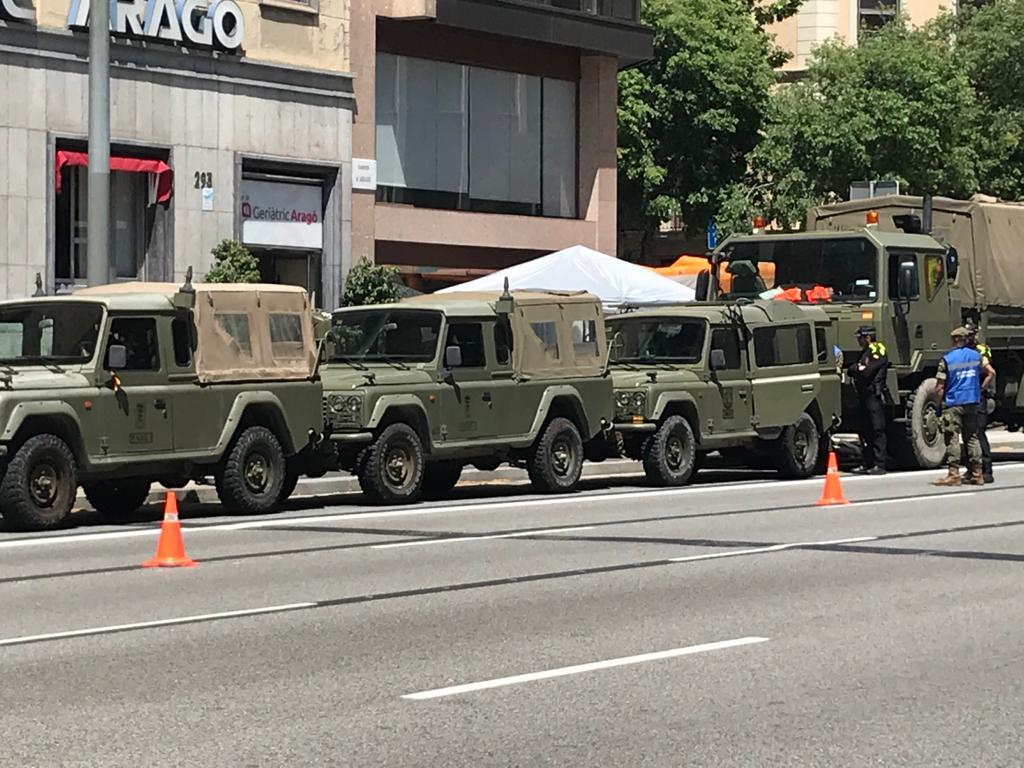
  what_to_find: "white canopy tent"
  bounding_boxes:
[437,245,695,310]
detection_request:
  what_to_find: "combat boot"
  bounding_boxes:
[968,466,986,486]
[933,468,962,487]
[983,460,994,484]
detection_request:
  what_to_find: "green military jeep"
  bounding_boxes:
[322,290,614,503]
[607,300,841,485]
[0,278,327,531]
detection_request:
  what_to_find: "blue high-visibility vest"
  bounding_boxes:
[943,347,982,406]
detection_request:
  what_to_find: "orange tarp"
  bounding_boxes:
[647,256,776,294]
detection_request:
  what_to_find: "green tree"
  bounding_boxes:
[955,0,1024,200]
[738,19,979,229]
[341,259,403,307]
[617,0,782,254]
[204,239,261,283]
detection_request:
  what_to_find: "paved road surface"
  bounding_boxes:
[3,462,1024,766]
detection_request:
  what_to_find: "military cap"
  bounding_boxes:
[855,325,877,337]
[951,326,970,338]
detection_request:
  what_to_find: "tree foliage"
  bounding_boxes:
[341,259,403,307]
[204,239,261,283]
[617,0,780,248]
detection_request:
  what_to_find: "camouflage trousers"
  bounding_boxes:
[942,405,982,470]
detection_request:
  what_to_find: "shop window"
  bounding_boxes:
[754,325,813,368]
[710,327,742,370]
[216,313,253,357]
[376,53,577,219]
[445,323,486,368]
[105,317,160,371]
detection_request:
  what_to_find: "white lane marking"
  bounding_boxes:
[402,636,770,700]
[668,536,877,563]
[371,526,596,550]
[853,491,976,507]
[0,603,316,648]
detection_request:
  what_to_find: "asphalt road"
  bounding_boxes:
[4,459,1024,767]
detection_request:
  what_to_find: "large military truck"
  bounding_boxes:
[322,290,614,503]
[700,194,1024,469]
[0,279,327,531]
[607,300,841,485]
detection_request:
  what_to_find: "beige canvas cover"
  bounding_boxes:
[509,293,608,378]
[76,282,317,382]
[809,194,1024,310]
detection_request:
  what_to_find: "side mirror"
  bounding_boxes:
[898,261,919,299]
[709,348,727,371]
[444,345,462,369]
[107,344,128,370]
[695,270,710,302]
[946,246,959,281]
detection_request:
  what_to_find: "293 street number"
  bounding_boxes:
[194,172,214,189]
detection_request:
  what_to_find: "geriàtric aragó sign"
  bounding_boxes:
[66,0,245,50]
[241,180,323,250]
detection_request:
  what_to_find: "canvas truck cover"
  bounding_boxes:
[76,282,317,382]
[809,194,1024,311]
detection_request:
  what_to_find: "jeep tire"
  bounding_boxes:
[528,417,584,493]
[358,423,425,504]
[84,479,152,518]
[775,412,821,479]
[0,434,78,531]
[422,460,463,498]
[216,426,286,515]
[643,415,697,486]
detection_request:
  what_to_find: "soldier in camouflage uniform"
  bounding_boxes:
[934,327,991,486]
[967,322,997,483]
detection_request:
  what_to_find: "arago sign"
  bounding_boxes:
[0,0,34,22]
[66,0,245,50]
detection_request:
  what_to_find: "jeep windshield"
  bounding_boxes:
[0,303,103,365]
[609,318,706,364]
[330,309,441,363]
[720,236,878,303]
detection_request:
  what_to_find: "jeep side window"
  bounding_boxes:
[171,315,192,368]
[105,317,160,371]
[446,323,486,368]
[753,324,813,367]
[494,317,513,366]
[710,327,742,370]
[815,326,829,364]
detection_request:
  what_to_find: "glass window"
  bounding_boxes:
[171,314,192,368]
[888,253,919,299]
[530,322,560,358]
[571,319,599,358]
[609,319,706,364]
[815,327,829,364]
[925,253,945,301]
[269,313,305,360]
[216,313,252,357]
[445,323,486,368]
[0,303,103,364]
[494,317,513,366]
[753,325,814,368]
[859,0,898,32]
[710,327,742,370]
[330,310,441,363]
[376,53,577,219]
[106,317,160,371]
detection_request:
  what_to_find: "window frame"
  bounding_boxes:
[752,324,815,369]
[103,315,162,374]
[710,326,744,371]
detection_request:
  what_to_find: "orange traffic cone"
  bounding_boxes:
[142,492,197,568]
[815,450,850,506]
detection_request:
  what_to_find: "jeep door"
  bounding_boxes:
[91,315,174,457]
[706,326,753,434]
[748,322,819,429]
[164,311,226,453]
[438,320,499,442]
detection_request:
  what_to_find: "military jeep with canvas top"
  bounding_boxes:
[322,290,614,503]
[0,279,326,531]
[607,299,841,485]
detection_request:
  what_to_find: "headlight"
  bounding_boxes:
[631,392,646,409]
[345,396,362,414]
[328,394,345,413]
[616,391,631,408]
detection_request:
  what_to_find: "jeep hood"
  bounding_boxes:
[321,365,437,390]
[610,368,702,389]
[0,368,93,391]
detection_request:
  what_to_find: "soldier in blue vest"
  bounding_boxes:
[966,322,997,483]
[934,327,990,486]
[848,326,890,475]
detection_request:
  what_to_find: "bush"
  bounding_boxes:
[205,240,260,284]
[341,259,403,306]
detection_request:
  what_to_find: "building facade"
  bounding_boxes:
[349,0,651,290]
[0,0,353,307]
[772,0,951,73]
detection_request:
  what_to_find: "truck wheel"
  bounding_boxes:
[358,423,425,504]
[642,415,697,486]
[893,378,945,470]
[0,434,78,531]
[83,479,152,518]
[216,426,286,514]
[775,413,821,479]
[528,417,584,493]
[422,461,463,497]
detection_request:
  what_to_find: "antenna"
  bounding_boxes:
[181,266,195,294]
[32,273,45,297]
[501,276,511,300]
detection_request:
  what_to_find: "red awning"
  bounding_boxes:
[55,150,174,203]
